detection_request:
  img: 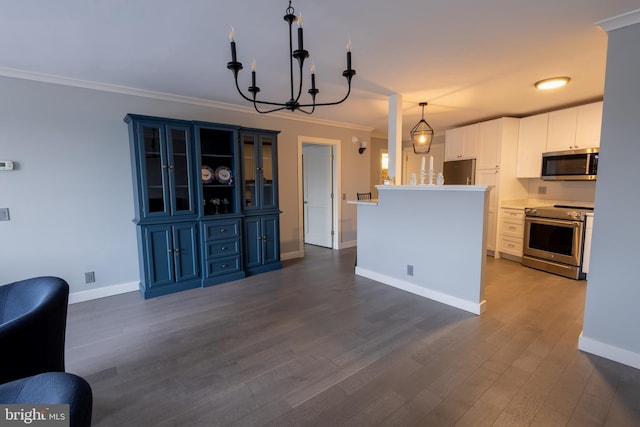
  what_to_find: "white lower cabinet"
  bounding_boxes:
[499,207,525,258]
[582,215,594,274]
[476,169,498,252]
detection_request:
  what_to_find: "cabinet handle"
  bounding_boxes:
[175,248,180,253]
[169,165,175,170]
[168,249,173,254]
[508,226,516,230]
[162,165,168,169]
[507,244,515,248]
[222,264,228,268]
[220,228,225,233]
[221,247,226,251]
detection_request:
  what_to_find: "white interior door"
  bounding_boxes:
[303,144,333,248]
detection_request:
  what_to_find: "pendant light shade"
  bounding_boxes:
[411,102,434,154]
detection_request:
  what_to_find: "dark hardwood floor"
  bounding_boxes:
[66,246,640,426]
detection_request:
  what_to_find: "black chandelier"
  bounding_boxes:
[226,1,356,114]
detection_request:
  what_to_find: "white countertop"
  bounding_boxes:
[501,199,595,210]
[347,199,379,206]
[376,184,489,192]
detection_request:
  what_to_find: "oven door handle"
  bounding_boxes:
[526,217,582,227]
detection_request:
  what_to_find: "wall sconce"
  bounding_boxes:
[352,136,368,154]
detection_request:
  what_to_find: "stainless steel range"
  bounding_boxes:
[522,204,593,280]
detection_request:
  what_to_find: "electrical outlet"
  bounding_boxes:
[407,264,414,276]
[538,186,547,195]
[85,272,95,284]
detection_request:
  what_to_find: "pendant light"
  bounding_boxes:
[411,102,434,154]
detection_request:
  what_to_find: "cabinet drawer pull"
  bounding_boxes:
[220,228,225,233]
[507,244,515,248]
[175,248,180,253]
[221,247,226,251]
[221,264,228,268]
[168,249,173,254]
[508,226,516,230]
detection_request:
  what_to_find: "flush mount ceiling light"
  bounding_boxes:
[226,0,356,114]
[410,102,434,154]
[535,77,571,90]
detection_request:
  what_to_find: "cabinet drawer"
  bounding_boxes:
[206,238,240,258]
[500,236,523,256]
[501,220,524,237]
[203,220,240,241]
[205,256,241,278]
[501,208,524,221]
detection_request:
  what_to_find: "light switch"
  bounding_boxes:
[0,208,9,221]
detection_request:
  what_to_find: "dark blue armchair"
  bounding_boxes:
[0,276,68,385]
[0,372,92,427]
[0,277,92,427]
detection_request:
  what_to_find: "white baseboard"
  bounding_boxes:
[355,267,485,315]
[69,281,139,304]
[339,240,357,249]
[281,250,304,261]
[578,332,640,370]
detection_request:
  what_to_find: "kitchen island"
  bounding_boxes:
[352,184,489,315]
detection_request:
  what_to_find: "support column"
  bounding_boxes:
[387,93,403,184]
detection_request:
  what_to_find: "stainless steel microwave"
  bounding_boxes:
[541,148,599,181]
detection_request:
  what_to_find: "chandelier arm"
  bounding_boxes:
[252,104,289,114]
[296,105,316,114]
[298,76,353,108]
[233,74,293,109]
[232,75,260,103]
[293,60,305,104]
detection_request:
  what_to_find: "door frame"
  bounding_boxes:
[297,136,341,256]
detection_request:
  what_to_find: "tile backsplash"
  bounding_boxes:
[526,178,596,203]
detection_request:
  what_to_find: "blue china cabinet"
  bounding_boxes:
[240,130,282,275]
[125,114,281,298]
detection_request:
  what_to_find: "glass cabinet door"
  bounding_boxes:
[242,133,259,211]
[141,124,169,216]
[138,121,195,219]
[260,135,277,210]
[241,131,278,211]
[167,125,195,215]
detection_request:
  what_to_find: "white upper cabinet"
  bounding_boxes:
[575,102,603,149]
[546,101,603,152]
[445,124,479,161]
[516,101,602,178]
[477,119,502,170]
[516,113,548,178]
[546,107,578,152]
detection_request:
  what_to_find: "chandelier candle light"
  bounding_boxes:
[227,1,356,114]
[419,155,435,185]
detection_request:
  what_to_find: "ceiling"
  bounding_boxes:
[1,1,638,138]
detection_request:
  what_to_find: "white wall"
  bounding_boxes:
[526,178,596,204]
[579,17,640,368]
[0,75,370,297]
[356,186,488,314]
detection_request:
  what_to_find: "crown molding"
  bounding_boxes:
[0,67,374,133]
[597,8,640,32]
